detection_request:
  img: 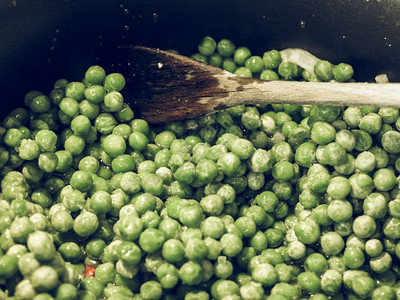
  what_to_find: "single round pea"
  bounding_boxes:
[320,231,345,256]
[222,58,237,73]
[104,73,126,92]
[295,142,316,167]
[294,217,321,244]
[311,121,336,145]
[233,46,251,65]
[198,36,217,56]
[84,85,106,106]
[245,56,264,73]
[327,200,353,223]
[51,210,73,233]
[200,216,225,239]
[370,252,392,274]
[139,228,165,253]
[208,40,233,60]
[73,211,99,238]
[352,214,376,239]
[334,63,354,82]
[335,129,356,151]
[298,271,321,294]
[278,62,300,80]
[234,67,253,78]
[365,239,384,257]
[326,176,351,199]
[320,269,342,295]
[344,246,365,269]
[85,65,106,84]
[118,215,143,241]
[70,170,93,192]
[251,262,277,287]
[373,168,397,191]
[162,239,185,263]
[27,231,56,261]
[352,276,375,298]
[349,173,374,199]
[185,238,208,262]
[271,161,294,182]
[314,60,334,81]
[179,261,203,286]
[262,49,282,69]
[31,265,59,292]
[304,252,329,276]
[371,285,396,300]
[95,113,117,134]
[260,69,280,81]
[64,135,85,156]
[324,142,347,166]
[102,134,126,157]
[58,242,82,263]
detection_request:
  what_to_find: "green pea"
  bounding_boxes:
[271,161,294,182]
[262,49,282,69]
[373,168,397,191]
[352,276,375,298]
[116,241,141,266]
[270,282,300,299]
[343,246,365,269]
[222,58,237,73]
[58,242,82,263]
[0,254,18,278]
[179,261,203,286]
[161,239,185,264]
[73,211,99,238]
[278,62,300,80]
[245,56,264,73]
[326,176,351,199]
[311,121,336,145]
[264,228,284,248]
[51,210,73,233]
[260,69,280,81]
[327,200,353,223]
[64,135,85,156]
[139,228,165,253]
[349,173,374,199]
[27,230,56,261]
[304,252,329,276]
[251,262,277,287]
[233,46,250,65]
[320,269,342,295]
[324,142,347,166]
[333,63,354,82]
[95,113,117,134]
[298,271,321,294]
[31,265,59,292]
[234,66,252,78]
[371,285,396,300]
[200,194,224,216]
[185,238,208,262]
[104,73,125,92]
[294,217,320,244]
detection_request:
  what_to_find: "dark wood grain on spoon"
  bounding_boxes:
[125,46,400,123]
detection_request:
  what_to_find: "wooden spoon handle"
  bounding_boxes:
[214,72,400,108]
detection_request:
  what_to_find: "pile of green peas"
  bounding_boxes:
[1,36,400,300]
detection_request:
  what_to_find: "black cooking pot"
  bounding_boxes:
[1,0,400,118]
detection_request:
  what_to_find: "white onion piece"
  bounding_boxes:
[280,48,320,76]
[375,74,389,83]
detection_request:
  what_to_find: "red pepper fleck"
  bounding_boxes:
[85,265,97,277]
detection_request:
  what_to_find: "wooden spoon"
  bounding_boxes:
[123,46,400,123]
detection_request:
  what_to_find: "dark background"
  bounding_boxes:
[1,0,400,114]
